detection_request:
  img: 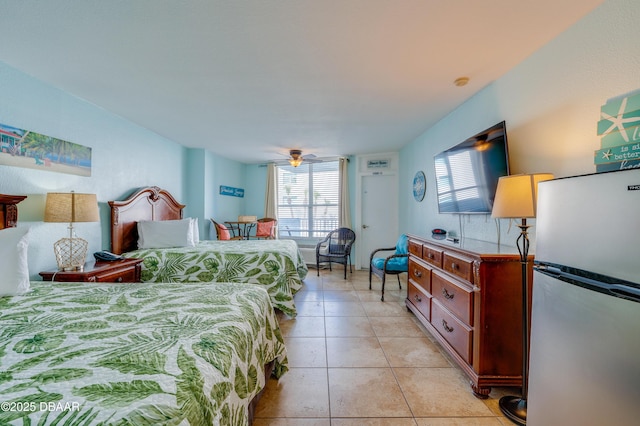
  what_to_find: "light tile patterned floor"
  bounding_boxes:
[254,268,516,425]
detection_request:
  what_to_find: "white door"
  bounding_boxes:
[360,174,398,268]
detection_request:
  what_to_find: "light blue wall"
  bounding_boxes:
[185,148,207,238]
[210,154,246,237]
[186,148,247,240]
[244,164,267,218]
[0,61,187,278]
[399,0,639,248]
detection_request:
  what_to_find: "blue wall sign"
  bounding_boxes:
[219,185,244,198]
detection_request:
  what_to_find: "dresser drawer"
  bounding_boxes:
[442,252,474,283]
[408,239,423,257]
[95,267,138,283]
[422,244,443,268]
[432,299,473,364]
[432,270,473,325]
[408,281,432,321]
[409,257,432,292]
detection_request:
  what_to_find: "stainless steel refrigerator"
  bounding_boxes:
[528,169,640,425]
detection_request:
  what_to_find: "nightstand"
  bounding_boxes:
[39,258,144,283]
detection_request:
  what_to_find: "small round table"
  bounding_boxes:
[224,221,257,239]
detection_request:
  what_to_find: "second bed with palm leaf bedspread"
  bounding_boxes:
[108,186,307,318]
[0,281,288,425]
[123,239,308,317]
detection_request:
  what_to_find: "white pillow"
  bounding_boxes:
[0,227,30,296]
[189,217,200,245]
[137,219,195,249]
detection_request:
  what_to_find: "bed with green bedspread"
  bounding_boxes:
[124,239,308,317]
[0,281,288,425]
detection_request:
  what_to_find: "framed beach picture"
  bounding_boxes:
[0,121,92,176]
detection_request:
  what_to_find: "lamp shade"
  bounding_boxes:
[491,173,554,219]
[44,192,99,223]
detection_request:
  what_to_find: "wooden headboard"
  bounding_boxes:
[0,194,27,230]
[108,186,185,254]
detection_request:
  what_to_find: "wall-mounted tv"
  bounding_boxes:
[434,121,510,214]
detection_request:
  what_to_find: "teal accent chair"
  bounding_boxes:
[369,234,409,301]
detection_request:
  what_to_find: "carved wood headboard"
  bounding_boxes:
[0,194,28,230]
[108,186,185,254]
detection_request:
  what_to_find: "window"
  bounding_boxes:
[277,160,339,239]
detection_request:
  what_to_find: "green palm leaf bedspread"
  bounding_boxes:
[0,281,288,425]
[124,240,309,317]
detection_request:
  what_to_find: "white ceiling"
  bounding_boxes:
[0,0,604,164]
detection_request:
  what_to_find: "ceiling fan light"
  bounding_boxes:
[288,149,304,167]
[289,157,303,167]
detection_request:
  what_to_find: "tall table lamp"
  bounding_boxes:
[491,173,554,425]
[44,191,99,271]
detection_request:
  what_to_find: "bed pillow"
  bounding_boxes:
[137,219,195,249]
[189,217,200,245]
[0,227,30,296]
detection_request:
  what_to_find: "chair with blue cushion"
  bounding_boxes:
[316,227,356,279]
[369,234,409,301]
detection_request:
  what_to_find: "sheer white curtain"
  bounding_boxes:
[264,163,278,220]
[339,157,351,228]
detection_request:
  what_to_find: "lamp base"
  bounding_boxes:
[53,237,89,271]
[499,396,526,425]
[60,264,85,272]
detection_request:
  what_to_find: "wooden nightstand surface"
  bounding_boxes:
[39,258,144,283]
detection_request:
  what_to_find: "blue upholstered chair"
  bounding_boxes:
[369,234,409,301]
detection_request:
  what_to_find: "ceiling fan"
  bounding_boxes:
[283,149,321,167]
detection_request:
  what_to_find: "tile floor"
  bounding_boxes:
[254,268,516,425]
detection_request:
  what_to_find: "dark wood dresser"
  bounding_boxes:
[406,234,532,398]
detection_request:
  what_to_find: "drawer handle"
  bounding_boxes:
[428,253,434,259]
[451,262,459,270]
[414,269,422,278]
[116,277,123,283]
[442,319,454,333]
[413,294,422,303]
[442,288,455,300]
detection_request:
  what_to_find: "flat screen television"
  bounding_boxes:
[434,121,510,214]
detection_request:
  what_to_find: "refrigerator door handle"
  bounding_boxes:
[610,284,640,303]
[533,264,562,275]
[535,264,640,303]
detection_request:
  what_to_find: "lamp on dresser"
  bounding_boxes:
[491,173,554,425]
[44,191,99,271]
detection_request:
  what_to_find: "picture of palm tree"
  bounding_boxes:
[0,121,92,176]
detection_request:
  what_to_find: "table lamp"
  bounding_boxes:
[491,173,553,425]
[44,191,99,271]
